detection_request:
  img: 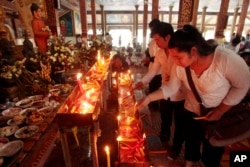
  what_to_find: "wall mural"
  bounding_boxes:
[59,11,74,36]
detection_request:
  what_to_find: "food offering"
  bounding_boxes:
[14,125,39,139]
[0,140,23,157]
[31,100,46,109]
[15,98,33,108]
[7,115,25,126]
[19,107,45,125]
[27,95,44,101]
[37,106,53,117]
[1,108,22,117]
[0,126,19,137]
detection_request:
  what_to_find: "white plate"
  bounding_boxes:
[31,100,45,108]
[37,106,53,116]
[14,125,39,139]
[26,116,44,125]
[19,107,37,117]
[7,116,25,126]
[15,98,33,108]
[0,126,19,137]
[0,140,23,157]
[1,107,22,117]
[27,95,44,101]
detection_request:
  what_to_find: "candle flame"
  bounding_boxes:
[77,73,82,80]
[117,136,122,141]
[117,115,121,121]
[105,146,110,153]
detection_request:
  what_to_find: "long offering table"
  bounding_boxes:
[0,90,69,167]
[0,55,111,167]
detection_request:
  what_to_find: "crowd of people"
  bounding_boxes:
[134,20,250,167]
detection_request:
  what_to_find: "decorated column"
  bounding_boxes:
[177,0,195,28]
[45,0,58,35]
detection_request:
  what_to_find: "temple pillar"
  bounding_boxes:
[151,0,159,19]
[200,6,207,34]
[177,0,195,28]
[142,0,148,52]
[90,0,97,36]
[214,0,229,39]
[134,5,139,40]
[230,7,240,38]
[79,0,88,38]
[100,5,106,36]
[169,5,173,24]
[236,0,250,36]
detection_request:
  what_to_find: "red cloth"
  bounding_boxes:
[31,18,50,54]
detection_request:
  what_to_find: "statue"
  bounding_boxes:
[30,3,51,55]
[22,31,41,72]
[0,38,16,66]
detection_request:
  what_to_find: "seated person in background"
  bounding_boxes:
[111,53,129,72]
[231,34,245,54]
[30,3,51,55]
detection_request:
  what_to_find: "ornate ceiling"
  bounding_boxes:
[77,0,250,13]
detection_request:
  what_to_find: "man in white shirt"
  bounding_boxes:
[135,22,185,159]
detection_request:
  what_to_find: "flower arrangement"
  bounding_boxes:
[0,58,26,80]
[78,36,111,66]
[0,57,50,95]
[46,35,77,72]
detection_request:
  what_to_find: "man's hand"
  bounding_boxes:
[136,96,151,110]
[134,82,144,90]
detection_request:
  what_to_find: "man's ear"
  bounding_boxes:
[190,47,197,57]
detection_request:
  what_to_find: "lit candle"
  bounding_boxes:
[105,146,111,167]
[77,73,83,94]
[117,115,121,127]
[117,136,121,162]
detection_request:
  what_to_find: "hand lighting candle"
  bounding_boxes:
[76,73,83,94]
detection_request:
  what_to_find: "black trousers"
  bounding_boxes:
[159,99,185,151]
[182,108,224,166]
[148,75,161,108]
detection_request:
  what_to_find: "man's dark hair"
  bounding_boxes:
[149,19,161,29]
[30,3,40,15]
[151,22,174,38]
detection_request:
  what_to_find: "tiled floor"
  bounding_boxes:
[132,66,250,167]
